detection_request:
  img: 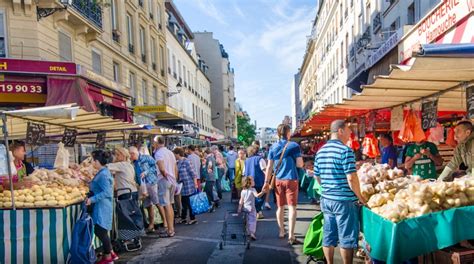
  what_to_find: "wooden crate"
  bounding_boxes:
[434,246,474,264]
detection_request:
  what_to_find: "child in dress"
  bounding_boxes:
[238,176,264,240]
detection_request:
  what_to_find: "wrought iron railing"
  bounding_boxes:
[70,0,103,28]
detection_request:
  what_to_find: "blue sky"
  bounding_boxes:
[174,0,317,128]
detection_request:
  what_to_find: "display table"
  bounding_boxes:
[362,205,474,264]
[0,202,82,264]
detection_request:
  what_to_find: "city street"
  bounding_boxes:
[116,193,321,264]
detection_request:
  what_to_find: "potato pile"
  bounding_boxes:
[0,185,87,209]
[24,167,89,188]
[358,163,407,201]
[368,177,474,222]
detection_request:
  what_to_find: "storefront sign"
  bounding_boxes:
[399,0,474,62]
[62,129,77,147]
[0,81,45,94]
[421,99,439,130]
[0,59,76,75]
[367,28,403,69]
[26,122,46,146]
[466,86,474,119]
[134,105,183,118]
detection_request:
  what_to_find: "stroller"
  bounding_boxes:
[112,188,145,252]
[219,210,250,250]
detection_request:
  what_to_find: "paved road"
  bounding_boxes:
[115,191,360,264]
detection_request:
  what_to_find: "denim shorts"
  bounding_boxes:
[320,198,360,249]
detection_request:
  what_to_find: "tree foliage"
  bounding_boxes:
[237,115,256,147]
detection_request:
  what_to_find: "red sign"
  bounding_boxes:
[0,81,46,94]
[0,58,76,75]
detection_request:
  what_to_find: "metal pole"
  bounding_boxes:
[2,114,15,210]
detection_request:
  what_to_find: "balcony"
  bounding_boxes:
[372,13,382,33]
[112,30,120,43]
[69,0,102,28]
[128,44,134,53]
[161,69,165,77]
[152,63,156,71]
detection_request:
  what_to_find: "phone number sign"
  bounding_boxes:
[0,81,46,94]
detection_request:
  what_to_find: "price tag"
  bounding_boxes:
[467,87,474,119]
[62,129,77,147]
[95,132,106,149]
[422,99,438,130]
[26,122,46,146]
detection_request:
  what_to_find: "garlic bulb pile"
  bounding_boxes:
[358,163,407,201]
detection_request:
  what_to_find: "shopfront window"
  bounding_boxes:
[58,31,72,61]
[0,11,6,58]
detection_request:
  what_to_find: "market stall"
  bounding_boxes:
[0,104,143,263]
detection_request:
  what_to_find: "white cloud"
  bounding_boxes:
[232,1,246,19]
[193,0,228,25]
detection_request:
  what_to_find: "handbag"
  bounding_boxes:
[269,142,290,190]
[303,212,324,260]
[190,191,211,215]
[138,181,148,200]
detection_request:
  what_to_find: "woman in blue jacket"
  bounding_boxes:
[85,150,117,264]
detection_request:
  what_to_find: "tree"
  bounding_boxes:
[237,115,256,147]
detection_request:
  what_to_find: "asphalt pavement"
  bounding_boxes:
[115,191,349,264]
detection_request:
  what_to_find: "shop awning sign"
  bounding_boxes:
[134,105,183,118]
[0,58,76,75]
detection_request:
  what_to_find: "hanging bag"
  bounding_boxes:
[68,203,97,264]
[269,142,290,190]
[190,191,211,215]
[138,181,148,200]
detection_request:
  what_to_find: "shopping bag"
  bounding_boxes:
[139,182,148,200]
[303,212,324,259]
[190,191,211,215]
[54,142,70,169]
[221,177,231,192]
[68,203,97,264]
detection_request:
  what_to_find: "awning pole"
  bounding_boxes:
[1,114,15,210]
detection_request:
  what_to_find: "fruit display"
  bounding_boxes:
[0,184,88,209]
[359,164,474,222]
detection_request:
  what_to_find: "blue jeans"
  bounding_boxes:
[227,168,235,182]
[320,198,360,249]
[216,168,225,199]
[255,186,266,213]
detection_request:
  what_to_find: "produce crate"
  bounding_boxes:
[435,246,474,264]
[362,206,474,264]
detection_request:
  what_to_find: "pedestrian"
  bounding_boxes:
[314,120,367,264]
[234,149,246,198]
[108,147,138,201]
[263,124,304,245]
[3,141,27,184]
[252,140,263,157]
[226,145,238,182]
[186,145,201,186]
[129,146,160,233]
[379,134,398,169]
[244,145,267,219]
[212,145,226,200]
[238,176,264,240]
[153,136,178,237]
[202,148,219,211]
[173,147,198,225]
[85,150,118,264]
[404,138,443,179]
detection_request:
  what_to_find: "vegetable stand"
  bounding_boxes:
[362,205,474,264]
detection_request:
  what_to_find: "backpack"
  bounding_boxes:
[68,203,96,264]
[303,213,324,260]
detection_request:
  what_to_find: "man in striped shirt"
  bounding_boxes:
[314,120,366,264]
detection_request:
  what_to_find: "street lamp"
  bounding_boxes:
[211,112,220,120]
[166,82,183,97]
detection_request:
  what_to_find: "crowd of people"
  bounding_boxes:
[84,124,307,264]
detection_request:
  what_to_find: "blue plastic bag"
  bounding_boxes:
[68,203,96,264]
[221,177,231,192]
[190,191,211,215]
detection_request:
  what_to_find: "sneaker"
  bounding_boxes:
[111,251,119,261]
[265,202,272,210]
[188,219,197,225]
[257,212,264,219]
[179,219,188,224]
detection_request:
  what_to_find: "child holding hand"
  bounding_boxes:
[238,176,265,240]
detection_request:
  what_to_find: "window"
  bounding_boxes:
[183,65,186,85]
[148,0,154,19]
[142,79,148,105]
[126,13,134,53]
[187,70,190,88]
[157,4,162,28]
[160,46,165,76]
[178,60,182,81]
[129,72,136,105]
[153,85,158,105]
[91,49,102,74]
[111,0,118,31]
[390,17,400,31]
[161,91,165,104]
[113,62,120,82]
[0,11,6,57]
[151,37,157,70]
[172,54,176,78]
[358,14,363,34]
[407,2,415,25]
[138,0,143,7]
[139,26,146,62]
[58,31,72,61]
[365,3,371,24]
